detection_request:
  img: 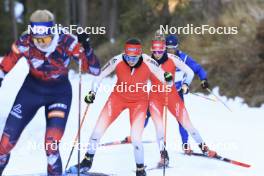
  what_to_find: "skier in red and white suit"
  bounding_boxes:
[67,38,173,176]
[149,40,217,167]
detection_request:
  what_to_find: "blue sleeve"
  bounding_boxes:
[85,48,101,76]
[184,55,207,80]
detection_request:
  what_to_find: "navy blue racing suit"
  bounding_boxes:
[0,31,100,175]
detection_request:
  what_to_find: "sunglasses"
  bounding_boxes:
[153,51,164,55]
[166,45,178,49]
[124,55,140,63]
[32,36,52,44]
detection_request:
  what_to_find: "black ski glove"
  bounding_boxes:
[0,78,3,87]
[84,91,96,104]
[201,79,209,89]
[164,72,173,82]
[77,32,90,51]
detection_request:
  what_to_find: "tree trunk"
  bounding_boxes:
[108,0,118,42]
[10,0,17,40]
[78,0,87,27]
[207,0,222,18]
[65,0,71,26]
[71,0,77,25]
[161,0,171,25]
[100,0,109,30]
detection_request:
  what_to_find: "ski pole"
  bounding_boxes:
[65,104,90,171]
[77,59,82,176]
[163,83,169,176]
[190,92,217,102]
[206,88,232,112]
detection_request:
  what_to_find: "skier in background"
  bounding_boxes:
[148,39,216,167]
[0,9,100,175]
[67,38,173,176]
[144,34,210,155]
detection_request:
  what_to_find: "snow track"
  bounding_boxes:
[0,59,263,176]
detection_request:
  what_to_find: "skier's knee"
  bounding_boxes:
[132,140,143,151]
[157,137,165,149]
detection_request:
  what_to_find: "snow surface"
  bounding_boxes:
[0,58,263,176]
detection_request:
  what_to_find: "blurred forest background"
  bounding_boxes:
[0,0,263,106]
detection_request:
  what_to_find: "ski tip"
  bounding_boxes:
[230,160,251,168]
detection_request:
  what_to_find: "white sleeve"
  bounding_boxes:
[0,57,5,79]
[169,53,194,86]
[0,70,5,79]
[91,54,122,93]
[142,54,166,84]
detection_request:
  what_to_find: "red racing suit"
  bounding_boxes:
[149,53,205,151]
[87,53,168,165]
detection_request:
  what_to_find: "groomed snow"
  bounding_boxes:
[0,58,263,176]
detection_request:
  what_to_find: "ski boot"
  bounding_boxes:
[157,150,169,167]
[182,143,193,155]
[199,143,217,158]
[121,136,131,144]
[66,153,94,174]
[136,164,146,176]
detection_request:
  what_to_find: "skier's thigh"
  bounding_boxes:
[92,94,125,137]
[168,98,192,129]
[129,102,148,142]
[44,95,72,138]
[45,97,71,129]
[149,100,164,134]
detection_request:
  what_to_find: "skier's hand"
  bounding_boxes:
[0,78,3,87]
[180,83,189,94]
[164,72,173,82]
[77,32,90,51]
[201,79,209,89]
[84,91,96,104]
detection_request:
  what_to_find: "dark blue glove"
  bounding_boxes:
[77,32,90,51]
